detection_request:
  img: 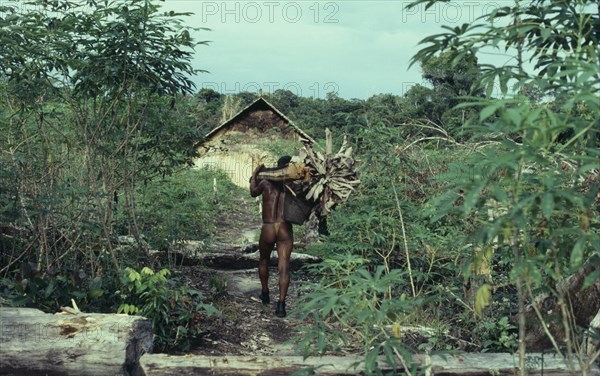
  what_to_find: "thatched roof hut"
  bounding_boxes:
[193,97,314,187]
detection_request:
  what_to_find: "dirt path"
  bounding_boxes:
[210,195,262,251]
[175,194,308,356]
[180,266,306,356]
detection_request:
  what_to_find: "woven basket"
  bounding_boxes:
[283,192,314,225]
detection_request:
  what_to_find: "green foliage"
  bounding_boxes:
[476,316,518,353]
[294,258,423,374]
[208,274,229,299]
[410,0,600,367]
[291,1,599,370]
[303,254,370,288]
[306,124,465,271]
[1,0,202,97]
[1,272,89,311]
[194,88,225,134]
[0,255,123,313]
[0,0,206,282]
[121,168,240,253]
[0,2,221,354]
[296,118,476,370]
[117,267,219,352]
[257,138,299,161]
[404,51,484,137]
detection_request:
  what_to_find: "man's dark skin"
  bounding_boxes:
[249,159,293,317]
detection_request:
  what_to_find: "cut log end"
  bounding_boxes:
[0,307,153,376]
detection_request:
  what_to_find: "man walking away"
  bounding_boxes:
[249,156,293,317]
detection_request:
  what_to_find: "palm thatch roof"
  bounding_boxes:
[203,97,315,144]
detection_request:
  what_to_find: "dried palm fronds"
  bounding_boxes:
[254,128,359,218]
[298,128,360,216]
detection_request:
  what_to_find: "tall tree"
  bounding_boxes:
[0,0,206,274]
[402,51,483,136]
[410,0,599,372]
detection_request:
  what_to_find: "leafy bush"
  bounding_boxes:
[119,168,241,253]
[294,256,424,374]
[0,250,123,313]
[476,316,518,352]
[409,0,599,371]
[117,267,219,352]
[0,262,221,352]
[0,0,205,290]
[0,271,88,312]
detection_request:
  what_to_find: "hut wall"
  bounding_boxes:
[193,107,305,188]
[194,132,281,188]
[194,150,271,188]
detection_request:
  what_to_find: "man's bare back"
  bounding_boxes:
[250,159,293,317]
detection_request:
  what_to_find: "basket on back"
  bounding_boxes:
[255,163,313,225]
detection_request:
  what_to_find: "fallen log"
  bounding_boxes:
[0,307,153,376]
[583,310,600,358]
[139,353,600,375]
[140,354,380,375]
[149,248,321,269]
[423,352,600,375]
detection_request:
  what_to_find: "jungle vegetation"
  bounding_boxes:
[0,0,598,373]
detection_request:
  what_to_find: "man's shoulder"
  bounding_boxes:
[260,179,280,190]
[258,179,270,188]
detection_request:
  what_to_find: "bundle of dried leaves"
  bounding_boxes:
[255,129,359,218]
[298,128,360,216]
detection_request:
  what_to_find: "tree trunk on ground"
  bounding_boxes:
[0,307,153,376]
[150,248,320,269]
[139,353,599,375]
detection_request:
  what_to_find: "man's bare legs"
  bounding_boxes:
[274,223,293,317]
[276,238,292,302]
[258,224,275,303]
[257,222,293,316]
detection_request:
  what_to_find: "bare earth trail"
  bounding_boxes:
[176,194,308,357]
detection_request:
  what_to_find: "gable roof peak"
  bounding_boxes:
[204,96,315,144]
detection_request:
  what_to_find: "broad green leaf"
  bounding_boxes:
[570,237,586,269]
[485,81,495,98]
[499,76,508,95]
[118,303,129,314]
[540,27,551,40]
[582,269,600,290]
[491,185,508,203]
[44,280,56,298]
[88,289,104,298]
[505,108,522,126]
[474,283,491,315]
[463,182,485,213]
[541,192,554,219]
[578,163,600,174]
[480,102,503,121]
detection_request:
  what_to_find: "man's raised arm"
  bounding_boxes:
[250,164,265,197]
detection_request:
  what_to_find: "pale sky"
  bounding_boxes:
[162,1,514,99]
